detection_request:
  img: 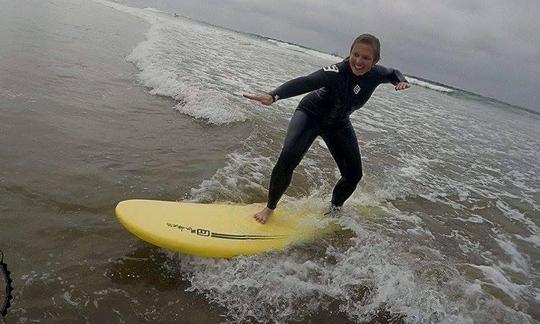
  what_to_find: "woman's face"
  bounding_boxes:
[349,42,377,76]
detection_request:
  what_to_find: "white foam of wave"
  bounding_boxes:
[382,203,424,225]
[406,226,436,240]
[455,214,491,224]
[355,113,390,133]
[443,230,482,255]
[469,264,529,301]
[494,235,530,275]
[143,7,165,13]
[407,76,454,93]
[346,176,410,208]
[316,138,328,149]
[174,95,247,124]
[171,212,536,323]
[305,49,342,63]
[175,223,473,323]
[126,42,247,124]
[496,200,540,236]
[267,39,342,63]
[188,146,337,206]
[93,0,249,124]
[515,232,540,248]
[189,150,273,203]
[504,169,539,193]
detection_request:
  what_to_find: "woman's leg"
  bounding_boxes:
[321,120,363,207]
[266,110,320,209]
[255,110,319,223]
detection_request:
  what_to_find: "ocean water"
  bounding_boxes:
[1,0,539,323]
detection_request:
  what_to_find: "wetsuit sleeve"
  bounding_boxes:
[378,66,408,85]
[268,67,338,102]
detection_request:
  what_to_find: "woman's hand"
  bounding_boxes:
[243,93,273,106]
[395,82,410,91]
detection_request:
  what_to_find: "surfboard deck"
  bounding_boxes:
[115,199,332,258]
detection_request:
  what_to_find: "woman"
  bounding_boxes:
[244,34,410,224]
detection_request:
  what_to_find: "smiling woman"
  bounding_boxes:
[243,33,410,223]
[349,34,381,75]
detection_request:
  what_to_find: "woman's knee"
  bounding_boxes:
[347,165,363,184]
[276,150,303,170]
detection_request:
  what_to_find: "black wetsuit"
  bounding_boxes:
[266,59,407,209]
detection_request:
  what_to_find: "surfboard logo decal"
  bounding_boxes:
[166,223,287,240]
[196,229,210,237]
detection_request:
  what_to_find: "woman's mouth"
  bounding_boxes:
[353,65,364,72]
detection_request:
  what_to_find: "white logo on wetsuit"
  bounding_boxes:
[323,65,339,73]
[354,84,361,94]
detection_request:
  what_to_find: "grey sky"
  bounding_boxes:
[124,0,540,111]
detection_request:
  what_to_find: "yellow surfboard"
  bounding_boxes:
[115,200,333,258]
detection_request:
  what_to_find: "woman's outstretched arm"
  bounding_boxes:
[244,65,339,104]
[378,66,410,91]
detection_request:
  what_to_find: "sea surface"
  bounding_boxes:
[1,0,539,323]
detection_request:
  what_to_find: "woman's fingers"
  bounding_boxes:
[243,93,273,105]
[395,82,410,91]
[243,93,265,101]
[243,94,259,100]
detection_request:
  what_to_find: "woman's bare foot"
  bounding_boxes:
[254,207,274,224]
